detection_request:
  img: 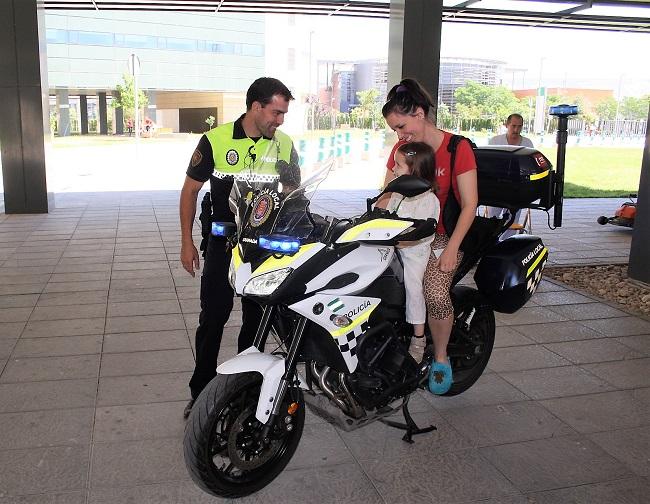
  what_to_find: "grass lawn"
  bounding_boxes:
[531,146,643,198]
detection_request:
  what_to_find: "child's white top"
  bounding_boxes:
[387,190,440,245]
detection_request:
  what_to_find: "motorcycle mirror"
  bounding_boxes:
[365,175,431,214]
[383,175,431,198]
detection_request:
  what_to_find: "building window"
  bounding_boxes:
[214,42,235,54]
[166,38,196,52]
[123,34,157,49]
[242,44,263,57]
[46,29,68,44]
[45,28,263,58]
[76,31,114,46]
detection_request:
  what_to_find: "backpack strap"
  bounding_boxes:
[447,134,477,175]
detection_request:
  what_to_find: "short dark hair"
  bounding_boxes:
[246,77,294,110]
[382,78,435,120]
[396,141,438,192]
[506,113,524,125]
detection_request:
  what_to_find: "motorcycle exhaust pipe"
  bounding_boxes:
[311,362,349,413]
[339,372,366,419]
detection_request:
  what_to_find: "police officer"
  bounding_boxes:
[179,77,298,418]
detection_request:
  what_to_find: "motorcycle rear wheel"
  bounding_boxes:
[444,288,495,396]
[183,372,305,498]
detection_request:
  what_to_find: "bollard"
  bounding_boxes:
[298,139,307,165]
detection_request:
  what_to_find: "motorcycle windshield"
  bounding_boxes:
[233,158,334,263]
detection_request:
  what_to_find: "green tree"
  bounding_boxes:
[354,88,381,129]
[453,81,519,130]
[620,96,650,120]
[111,74,149,124]
[516,96,535,125]
[595,97,617,121]
[454,81,487,128]
[484,85,520,128]
[436,102,452,129]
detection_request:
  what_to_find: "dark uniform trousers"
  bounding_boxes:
[188,234,263,400]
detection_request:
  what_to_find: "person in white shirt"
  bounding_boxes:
[489,113,534,148]
[384,142,440,362]
[487,113,534,239]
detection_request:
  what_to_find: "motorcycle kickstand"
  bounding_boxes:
[379,396,436,444]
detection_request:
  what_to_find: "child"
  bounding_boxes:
[386,142,440,363]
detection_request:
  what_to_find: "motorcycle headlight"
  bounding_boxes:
[243,268,292,297]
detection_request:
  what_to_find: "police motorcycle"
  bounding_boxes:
[184,146,556,498]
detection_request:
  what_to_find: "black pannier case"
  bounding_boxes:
[474,146,554,210]
[474,235,548,314]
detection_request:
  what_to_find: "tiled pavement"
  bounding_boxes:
[0,191,648,503]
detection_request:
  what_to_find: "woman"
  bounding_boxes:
[381,78,478,395]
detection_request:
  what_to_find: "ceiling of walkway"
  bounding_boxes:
[43,0,650,32]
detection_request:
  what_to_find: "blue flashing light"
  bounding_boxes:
[211,221,236,237]
[211,222,226,236]
[549,104,579,117]
[258,234,301,254]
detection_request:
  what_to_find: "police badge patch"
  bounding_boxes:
[226,149,239,166]
[249,189,280,228]
[190,149,202,167]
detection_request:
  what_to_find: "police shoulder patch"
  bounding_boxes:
[226,149,239,166]
[190,149,203,167]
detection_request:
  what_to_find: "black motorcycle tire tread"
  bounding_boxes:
[444,289,496,397]
[183,372,305,498]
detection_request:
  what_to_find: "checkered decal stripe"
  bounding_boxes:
[337,331,358,357]
[213,171,280,182]
[527,258,547,295]
[335,321,371,372]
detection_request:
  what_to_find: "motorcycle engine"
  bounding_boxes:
[346,323,418,409]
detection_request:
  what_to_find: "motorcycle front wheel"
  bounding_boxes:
[183,372,305,498]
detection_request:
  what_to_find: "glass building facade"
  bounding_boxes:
[439,57,506,112]
[46,10,265,92]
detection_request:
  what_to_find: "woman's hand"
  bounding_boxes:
[437,244,459,272]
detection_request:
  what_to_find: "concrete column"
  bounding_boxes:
[0,0,52,213]
[56,88,70,136]
[628,104,650,285]
[388,0,442,116]
[80,94,88,135]
[98,91,108,135]
[146,90,156,124]
[113,90,124,135]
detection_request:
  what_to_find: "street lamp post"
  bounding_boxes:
[616,73,624,137]
[534,57,546,135]
[308,30,315,130]
[128,53,141,139]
